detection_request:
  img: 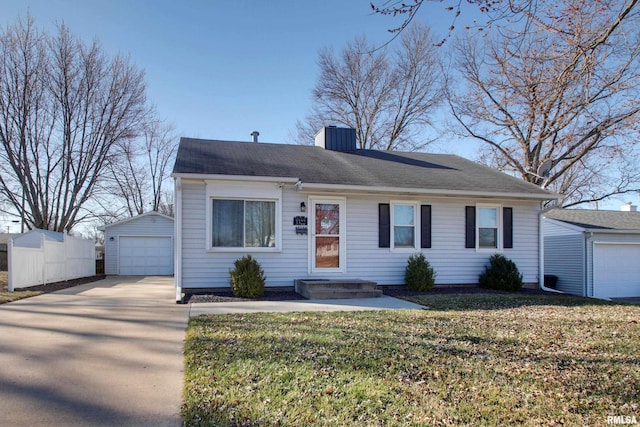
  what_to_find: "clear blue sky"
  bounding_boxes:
[2,1,634,215]
[4,0,461,145]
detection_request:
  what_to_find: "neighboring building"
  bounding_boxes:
[100,212,174,276]
[544,207,640,299]
[0,233,19,271]
[172,127,556,301]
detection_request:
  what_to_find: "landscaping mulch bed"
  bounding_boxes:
[1,275,106,294]
[184,285,549,303]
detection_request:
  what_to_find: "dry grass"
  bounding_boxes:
[183,294,640,426]
[0,270,43,303]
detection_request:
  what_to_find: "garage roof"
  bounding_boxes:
[98,211,174,231]
[545,208,640,231]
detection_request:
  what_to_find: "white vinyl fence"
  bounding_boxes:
[8,231,96,291]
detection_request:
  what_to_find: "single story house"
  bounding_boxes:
[544,207,640,299]
[100,211,174,276]
[172,127,556,301]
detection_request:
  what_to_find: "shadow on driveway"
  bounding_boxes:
[0,276,189,427]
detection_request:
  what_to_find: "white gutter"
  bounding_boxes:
[584,231,593,297]
[539,202,566,293]
[171,173,300,184]
[583,229,640,235]
[175,177,183,303]
[299,182,556,201]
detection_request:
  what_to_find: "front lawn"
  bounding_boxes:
[183,294,639,426]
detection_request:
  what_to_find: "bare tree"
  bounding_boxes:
[447,0,640,206]
[107,139,149,217]
[295,24,443,151]
[104,119,176,217]
[0,16,149,232]
[157,189,174,217]
[370,0,537,46]
[144,121,176,213]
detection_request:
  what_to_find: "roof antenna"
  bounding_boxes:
[251,131,259,143]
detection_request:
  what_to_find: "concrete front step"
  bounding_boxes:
[295,279,382,299]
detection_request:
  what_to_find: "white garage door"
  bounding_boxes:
[593,243,640,299]
[119,236,173,275]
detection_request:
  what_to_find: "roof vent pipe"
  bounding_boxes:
[250,131,260,143]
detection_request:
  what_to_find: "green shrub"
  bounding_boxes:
[478,253,523,291]
[229,255,266,298]
[404,253,436,291]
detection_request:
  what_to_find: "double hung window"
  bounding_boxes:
[478,207,498,249]
[393,204,416,249]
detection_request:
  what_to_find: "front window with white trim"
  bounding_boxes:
[392,202,418,249]
[212,199,276,248]
[478,206,499,249]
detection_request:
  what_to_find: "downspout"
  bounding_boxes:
[175,177,183,303]
[539,201,565,293]
[583,231,593,297]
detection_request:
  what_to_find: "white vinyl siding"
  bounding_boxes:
[180,182,307,288]
[348,198,539,285]
[178,180,541,288]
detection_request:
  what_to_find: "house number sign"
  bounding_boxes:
[293,216,308,235]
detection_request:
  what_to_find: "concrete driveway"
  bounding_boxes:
[0,276,189,427]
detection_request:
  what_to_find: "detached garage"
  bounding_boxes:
[544,207,640,299]
[100,212,174,276]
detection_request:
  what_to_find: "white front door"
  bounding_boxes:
[310,198,346,273]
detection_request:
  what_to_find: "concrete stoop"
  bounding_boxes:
[294,279,382,299]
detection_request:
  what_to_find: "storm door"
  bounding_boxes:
[310,198,345,272]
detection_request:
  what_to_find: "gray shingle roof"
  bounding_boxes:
[545,208,640,230]
[172,138,553,198]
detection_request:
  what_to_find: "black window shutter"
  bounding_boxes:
[465,206,476,248]
[420,205,432,248]
[379,203,390,248]
[503,207,513,249]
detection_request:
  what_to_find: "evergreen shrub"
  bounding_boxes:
[229,255,266,298]
[478,253,523,291]
[404,253,436,291]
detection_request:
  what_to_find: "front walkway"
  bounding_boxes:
[189,295,425,316]
[0,276,188,427]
